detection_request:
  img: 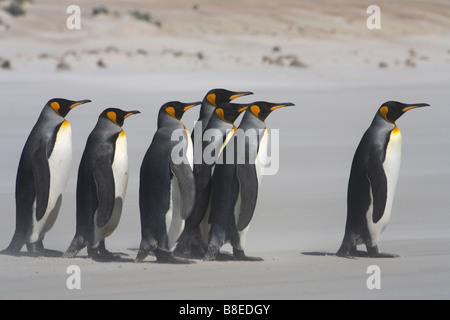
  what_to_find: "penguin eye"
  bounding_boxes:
[166,107,176,118]
[250,105,260,118]
[50,102,61,114]
[207,94,217,107]
[107,111,118,125]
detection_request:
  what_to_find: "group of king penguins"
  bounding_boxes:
[1,88,429,263]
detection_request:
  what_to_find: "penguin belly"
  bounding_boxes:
[254,128,269,180]
[93,131,129,247]
[30,120,72,243]
[367,127,402,245]
[164,129,194,251]
[164,177,185,252]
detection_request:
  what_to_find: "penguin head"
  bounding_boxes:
[248,101,295,121]
[378,101,430,124]
[214,103,249,124]
[204,89,253,107]
[47,98,91,118]
[102,108,141,127]
[162,101,202,120]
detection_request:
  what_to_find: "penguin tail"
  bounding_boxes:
[1,233,26,255]
[135,238,157,263]
[61,235,86,258]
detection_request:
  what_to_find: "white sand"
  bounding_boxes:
[0,0,449,300]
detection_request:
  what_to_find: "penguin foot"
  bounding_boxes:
[368,252,400,258]
[61,249,79,259]
[62,236,87,259]
[335,252,358,259]
[155,249,195,264]
[26,242,45,256]
[62,245,84,259]
[135,249,151,263]
[88,247,122,262]
[177,244,206,259]
[203,246,219,261]
[233,248,264,262]
[367,245,400,258]
[0,248,21,256]
[135,239,158,263]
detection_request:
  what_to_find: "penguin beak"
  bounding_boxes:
[238,106,248,113]
[270,102,295,111]
[124,110,141,118]
[402,103,430,112]
[230,91,254,101]
[70,99,92,109]
[184,102,202,112]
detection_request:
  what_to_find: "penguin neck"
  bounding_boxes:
[158,112,184,129]
[95,117,123,136]
[371,112,397,131]
[239,110,267,131]
[39,105,65,125]
[199,99,216,120]
[206,113,236,132]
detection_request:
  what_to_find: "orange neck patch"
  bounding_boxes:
[392,126,400,135]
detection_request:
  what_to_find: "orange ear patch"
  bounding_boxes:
[207,94,217,107]
[379,106,389,122]
[250,105,260,118]
[107,111,118,125]
[166,107,176,118]
[50,102,61,114]
[215,108,225,121]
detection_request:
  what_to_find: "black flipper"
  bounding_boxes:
[236,163,259,231]
[170,161,195,220]
[366,154,388,224]
[32,141,51,221]
[93,157,115,228]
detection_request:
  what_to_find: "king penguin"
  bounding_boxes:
[192,89,253,142]
[2,98,91,256]
[62,108,140,260]
[176,102,250,257]
[135,101,201,264]
[336,101,429,258]
[204,102,294,261]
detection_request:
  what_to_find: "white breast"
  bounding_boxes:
[185,128,194,170]
[164,177,185,252]
[30,120,72,243]
[367,127,402,245]
[254,128,269,183]
[93,130,129,247]
[112,130,129,200]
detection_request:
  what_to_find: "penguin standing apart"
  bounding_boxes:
[176,102,250,257]
[62,108,140,260]
[336,101,429,258]
[204,102,294,261]
[2,98,91,256]
[135,101,201,264]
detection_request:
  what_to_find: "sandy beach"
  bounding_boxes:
[0,0,449,300]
